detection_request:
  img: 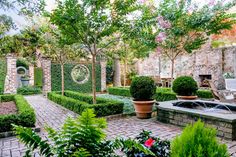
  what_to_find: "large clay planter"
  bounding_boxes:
[177,95,198,100]
[132,100,155,119]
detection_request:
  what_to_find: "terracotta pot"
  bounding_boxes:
[132,100,155,119]
[177,95,198,100]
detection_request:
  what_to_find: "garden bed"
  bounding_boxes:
[0,95,36,133]
[48,91,124,117]
[108,87,213,101]
[0,101,17,115]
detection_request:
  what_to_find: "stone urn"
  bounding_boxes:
[21,76,30,86]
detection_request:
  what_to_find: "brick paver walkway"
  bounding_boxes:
[1,95,236,157]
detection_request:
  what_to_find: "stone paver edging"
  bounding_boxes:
[1,95,236,157]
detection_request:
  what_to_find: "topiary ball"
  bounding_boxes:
[130,76,156,100]
[172,76,198,96]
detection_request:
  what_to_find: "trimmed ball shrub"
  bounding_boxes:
[172,76,198,96]
[130,76,156,100]
[171,120,229,157]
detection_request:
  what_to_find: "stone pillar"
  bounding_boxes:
[29,64,34,86]
[113,56,121,86]
[100,59,107,92]
[41,57,51,94]
[4,54,17,94]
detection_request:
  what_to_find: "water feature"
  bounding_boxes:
[157,100,236,140]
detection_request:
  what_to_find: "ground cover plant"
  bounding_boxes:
[14,109,154,157]
[0,95,36,132]
[48,91,124,117]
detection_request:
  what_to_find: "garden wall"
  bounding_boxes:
[51,63,101,93]
[136,46,236,89]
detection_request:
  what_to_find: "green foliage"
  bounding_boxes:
[108,87,131,97]
[0,59,6,94]
[0,95,35,132]
[14,109,153,157]
[51,63,101,92]
[130,76,156,100]
[34,67,43,88]
[171,120,229,157]
[17,86,42,95]
[172,76,198,96]
[108,87,212,101]
[106,66,113,84]
[48,91,124,117]
[16,58,29,69]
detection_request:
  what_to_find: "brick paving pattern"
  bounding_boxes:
[1,95,236,157]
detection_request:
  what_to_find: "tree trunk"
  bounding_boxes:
[123,60,127,86]
[170,59,175,88]
[61,63,65,96]
[113,55,121,86]
[92,54,97,104]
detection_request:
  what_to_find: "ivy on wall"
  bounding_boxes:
[51,63,101,93]
[0,59,6,94]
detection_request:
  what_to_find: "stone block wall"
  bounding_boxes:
[136,46,236,89]
[157,108,236,140]
[4,54,17,94]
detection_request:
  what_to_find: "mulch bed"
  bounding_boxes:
[0,101,17,115]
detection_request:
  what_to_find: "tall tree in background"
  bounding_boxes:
[50,0,141,104]
[131,0,236,84]
[42,24,86,95]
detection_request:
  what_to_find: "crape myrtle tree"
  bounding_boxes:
[131,0,236,84]
[41,24,86,96]
[50,0,141,104]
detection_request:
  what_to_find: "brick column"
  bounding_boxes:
[29,64,34,86]
[4,54,17,94]
[41,57,51,94]
[100,59,107,92]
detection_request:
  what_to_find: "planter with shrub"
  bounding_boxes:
[172,76,198,100]
[20,75,30,87]
[130,76,156,119]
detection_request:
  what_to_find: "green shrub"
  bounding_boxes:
[130,76,156,100]
[108,87,131,97]
[171,120,229,157]
[0,95,36,132]
[51,63,101,93]
[34,67,43,88]
[48,91,124,117]
[155,92,177,101]
[0,59,6,94]
[17,86,42,95]
[196,90,213,99]
[16,58,29,69]
[172,76,198,96]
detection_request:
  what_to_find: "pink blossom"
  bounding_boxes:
[155,32,166,43]
[144,138,155,148]
[157,16,171,29]
[208,0,215,6]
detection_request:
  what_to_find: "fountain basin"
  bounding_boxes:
[157,100,236,140]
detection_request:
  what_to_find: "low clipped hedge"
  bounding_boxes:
[48,91,124,117]
[17,86,42,95]
[0,95,36,132]
[108,87,213,101]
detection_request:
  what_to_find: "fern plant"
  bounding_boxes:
[14,109,154,157]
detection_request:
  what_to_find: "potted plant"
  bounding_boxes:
[21,75,30,87]
[223,72,236,91]
[130,76,156,119]
[172,76,198,100]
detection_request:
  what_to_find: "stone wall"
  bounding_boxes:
[4,54,17,94]
[157,107,236,140]
[100,59,107,92]
[136,46,236,89]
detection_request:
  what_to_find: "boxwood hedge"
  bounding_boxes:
[107,87,213,101]
[48,91,124,117]
[17,86,42,95]
[0,95,36,132]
